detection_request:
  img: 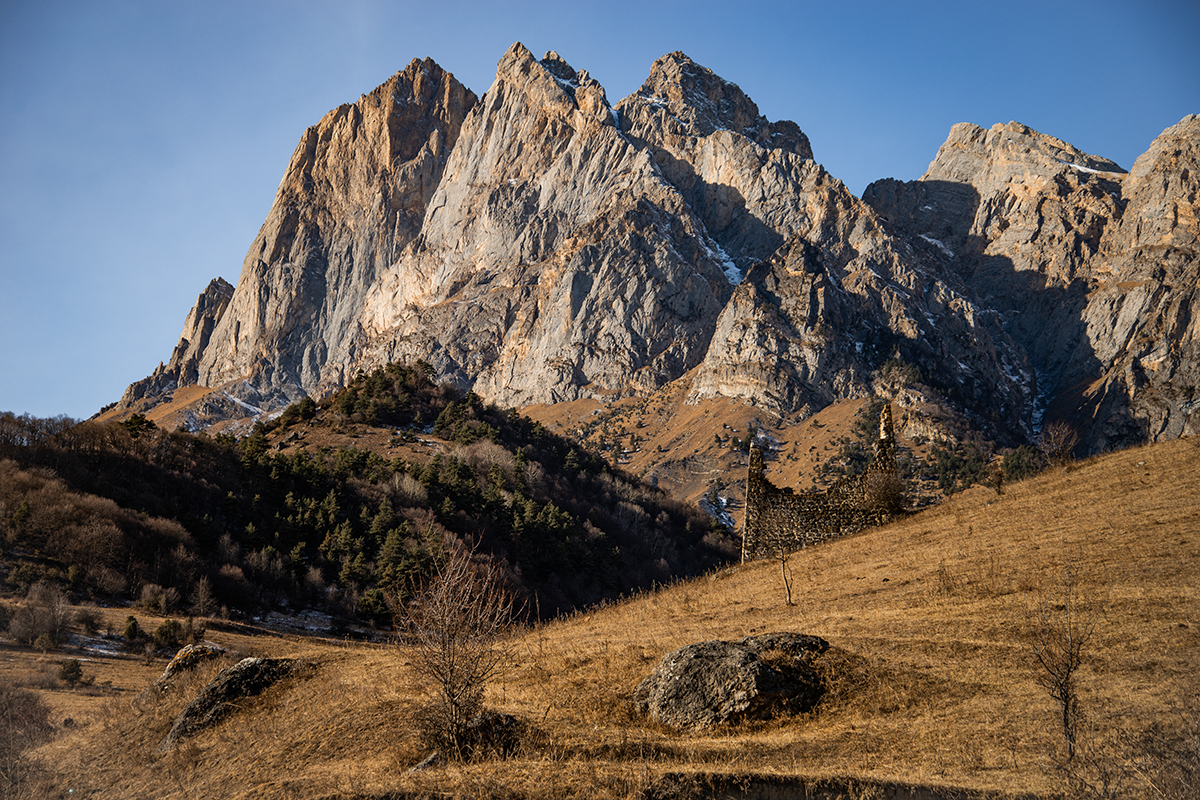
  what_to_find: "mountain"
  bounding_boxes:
[114,44,1199,458]
[863,117,1200,451]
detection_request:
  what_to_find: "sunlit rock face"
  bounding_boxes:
[117,40,1198,453]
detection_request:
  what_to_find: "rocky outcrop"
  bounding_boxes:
[863,117,1199,449]
[191,58,478,406]
[155,643,225,689]
[1074,115,1200,448]
[687,207,1032,438]
[634,632,827,731]
[617,52,813,274]
[119,277,233,407]
[159,657,295,752]
[354,44,732,406]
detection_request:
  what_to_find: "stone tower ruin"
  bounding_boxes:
[742,402,900,562]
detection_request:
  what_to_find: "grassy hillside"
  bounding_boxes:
[18,436,1198,798]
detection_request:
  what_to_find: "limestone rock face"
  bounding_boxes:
[863,117,1199,448]
[120,277,234,406]
[115,44,1198,455]
[617,51,815,275]
[354,44,732,406]
[1078,115,1200,447]
[193,58,478,405]
[686,182,1032,438]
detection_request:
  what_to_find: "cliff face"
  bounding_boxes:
[1078,115,1200,448]
[118,44,1199,454]
[354,45,732,406]
[863,116,1199,447]
[121,277,234,406]
[188,58,478,405]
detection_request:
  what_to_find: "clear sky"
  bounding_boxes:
[2,0,1197,420]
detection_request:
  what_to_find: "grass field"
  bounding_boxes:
[7,435,1198,798]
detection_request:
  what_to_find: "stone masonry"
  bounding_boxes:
[742,404,899,562]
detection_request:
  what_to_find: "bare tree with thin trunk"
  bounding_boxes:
[1032,565,1100,760]
[1038,420,1080,467]
[776,547,795,606]
[395,545,518,760]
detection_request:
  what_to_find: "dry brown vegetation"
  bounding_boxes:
[12,436,1199,798]
[524,373,878,511]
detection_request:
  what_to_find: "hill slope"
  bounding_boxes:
[34,436,1199,798]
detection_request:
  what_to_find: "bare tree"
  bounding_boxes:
[1032,565,1101,759]
[775,547,795,606]
[8,583,74,647]
[395,545,518,759]
[1038,420,1080,467]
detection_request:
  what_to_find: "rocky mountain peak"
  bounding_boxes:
[626,51,811,157]
[1115,113,1199,252]
[113,46,1198,456]
[119,277,235,408]
[179,56,477,406]
[922,121,1126,188]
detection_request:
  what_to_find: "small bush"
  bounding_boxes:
[7,583,74,647]
[181,617,206,645]
[1038,420,1079,467]
[123,615,143,643]
[154,619,185,650]
[76,607,101,636]
[58,659,83,688]
[139,583,182,614]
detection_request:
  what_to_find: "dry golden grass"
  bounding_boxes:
[525,371,875,511]
[26,437,1200,798]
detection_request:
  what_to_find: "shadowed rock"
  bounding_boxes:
[158,657,295,752]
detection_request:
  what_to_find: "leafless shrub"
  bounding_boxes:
[1054,710,1200,799]
[1038,420,1080,467]
[452,440,514,475]
[139,583,181,614]
[395,546,519,760]
[391,473,428,507]
[863,470,906,515]
[190,576,217,618]
[0,681,53,799]
[7,583,74,647]
[1031,565,1101,759]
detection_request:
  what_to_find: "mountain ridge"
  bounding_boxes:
[113,44,1199,460]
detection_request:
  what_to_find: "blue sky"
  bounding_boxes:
[2,0,1197,419]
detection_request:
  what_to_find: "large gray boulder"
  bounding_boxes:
[634,632,828,731]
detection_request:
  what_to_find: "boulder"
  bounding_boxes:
[158,657,295,752]
[634,632,828,731]
[155,643,225,689]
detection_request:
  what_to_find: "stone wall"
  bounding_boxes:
[742,404,899,562]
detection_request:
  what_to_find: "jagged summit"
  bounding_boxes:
[863,114,1199,450]
[625,51,812,158]
[112,45,1199,456]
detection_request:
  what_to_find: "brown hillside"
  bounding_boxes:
[22,436,1199,798]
